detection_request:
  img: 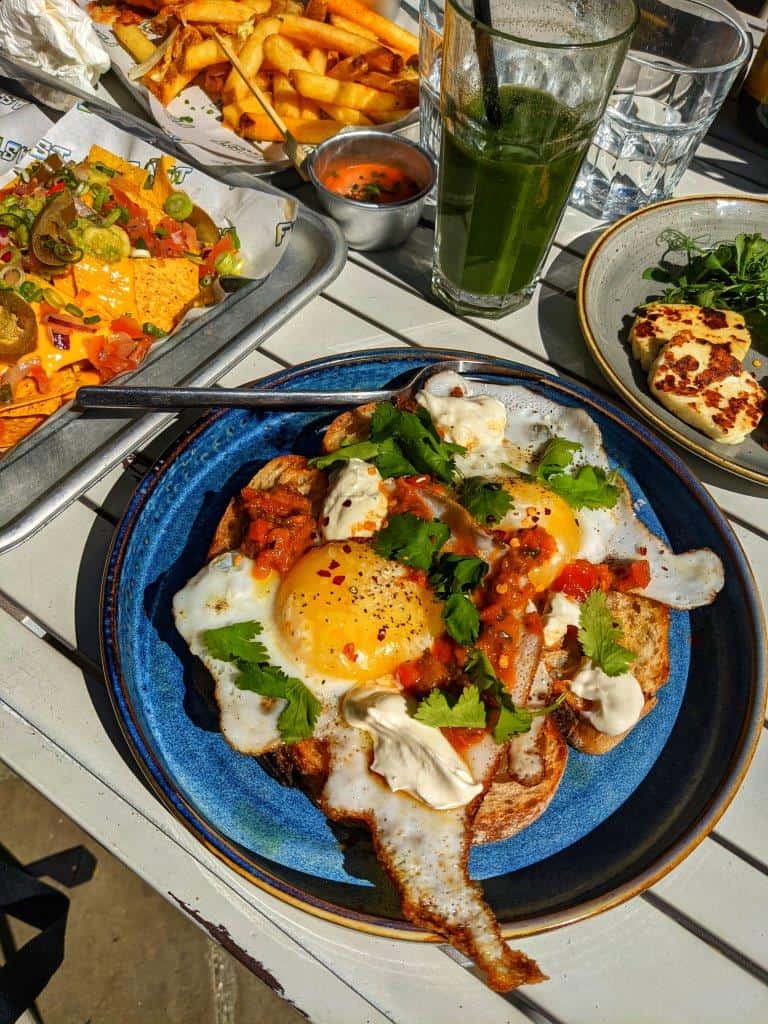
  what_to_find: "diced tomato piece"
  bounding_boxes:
[110,315,145,339]
[153,217,198,258]
[551,560,612,601]
[611,559,651,592]
[85,333,152,382]
[442,727,487,756]
[395,660,420,690]
[431,635,455,664]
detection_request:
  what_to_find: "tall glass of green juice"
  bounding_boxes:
[432,0,638,318]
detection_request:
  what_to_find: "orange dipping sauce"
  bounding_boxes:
[320,162,421,203]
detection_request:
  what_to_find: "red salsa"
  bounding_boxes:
[321,162,421,203]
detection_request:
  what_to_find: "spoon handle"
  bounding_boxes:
[76,385,393,410]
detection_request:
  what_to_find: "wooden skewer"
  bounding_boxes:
[212,30,311,179]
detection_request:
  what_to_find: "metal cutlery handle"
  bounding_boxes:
[76,385,395,410]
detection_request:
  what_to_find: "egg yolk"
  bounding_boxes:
[276,541,444,682]
[502,479,581,591]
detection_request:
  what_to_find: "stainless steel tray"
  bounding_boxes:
[0,68,347,552]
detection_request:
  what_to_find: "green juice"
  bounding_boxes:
[435,85,596,307]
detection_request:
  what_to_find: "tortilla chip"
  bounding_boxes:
[0,415,45,447]
[73,257,136,319]
[0,393,61,417]
[88,145,148,192]
[148,155,176,208]
[133,258,199,333]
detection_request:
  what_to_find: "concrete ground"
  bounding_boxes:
[0,761,305,1024]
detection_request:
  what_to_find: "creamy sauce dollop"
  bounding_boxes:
[569,662,645,736]
[321,458,388,541]
[342,686,483,809]
[416,390,507,451]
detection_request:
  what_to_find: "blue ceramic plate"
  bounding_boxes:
[102,349,766,939]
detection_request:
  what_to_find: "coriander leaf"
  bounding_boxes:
[236,662,320,744]
[494,702,534,742]
[428,553,488,599]
[443,593,480,644]
[277,677,323,745]
[202,620,268,664]
[372,436,417,478]
[369,401,400,440]
[464,648,498,691]
[309,440,386,470]
[578,590,636,676]
[536,437,582,480]
[373,513,450,569]
[545,465,621,510]
[413,684,486,728]
[395,407,465,484]
[464,648,566,743]
[457,478,512,525]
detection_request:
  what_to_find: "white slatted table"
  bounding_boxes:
[2,41,768,1024]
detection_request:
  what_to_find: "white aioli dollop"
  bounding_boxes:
[542,593,582,648]
[342,686,483,810]
[322,459,387,540]
[416,390,507,450]
[569,662,645,736]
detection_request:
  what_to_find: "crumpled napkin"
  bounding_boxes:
[0,0,111,111]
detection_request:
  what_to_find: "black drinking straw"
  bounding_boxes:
[472,0,503,128]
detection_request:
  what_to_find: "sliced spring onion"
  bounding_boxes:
[83,314,101,325]
[142,322,165,337]
[65,302,84,318]
[18,281,42,302]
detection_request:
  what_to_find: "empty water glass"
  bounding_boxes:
[571,0,750,220]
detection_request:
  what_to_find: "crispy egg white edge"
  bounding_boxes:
[424,371,724,608]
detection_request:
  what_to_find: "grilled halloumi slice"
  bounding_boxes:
[648,337,766,445]
[630,303,751,371]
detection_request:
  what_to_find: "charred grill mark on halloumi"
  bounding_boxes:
[648,338,766,444]
[630,303,751,371]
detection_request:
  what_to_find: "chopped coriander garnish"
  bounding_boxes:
[428,553,488,599]
[534,436,621,510]
[442,593,480,645]
[413,685,486,729]
[465,649,565,744]
[577,591,636,677]
[457,478,512,525]
[142,322,165,337]
[372,512,450,570]
[309,402,465,485]
[201,620,320,744]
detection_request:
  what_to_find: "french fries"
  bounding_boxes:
[103,0,419,149]
[291,69,404,112]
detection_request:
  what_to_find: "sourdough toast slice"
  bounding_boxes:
[206,455,326,561]
[552,591,670,755]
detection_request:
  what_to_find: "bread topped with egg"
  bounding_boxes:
[172,369,725,991]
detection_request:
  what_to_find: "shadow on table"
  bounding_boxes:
[73,410,205,791]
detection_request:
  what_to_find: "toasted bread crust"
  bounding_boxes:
[206,454,326,562]
[472,719,568,843]
[322,402,377,453]
[553,591,670,755]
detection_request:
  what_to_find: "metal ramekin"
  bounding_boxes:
[308,130,436,252]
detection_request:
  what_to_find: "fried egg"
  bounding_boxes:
[424,371,724,608]
[173,541,443,754]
